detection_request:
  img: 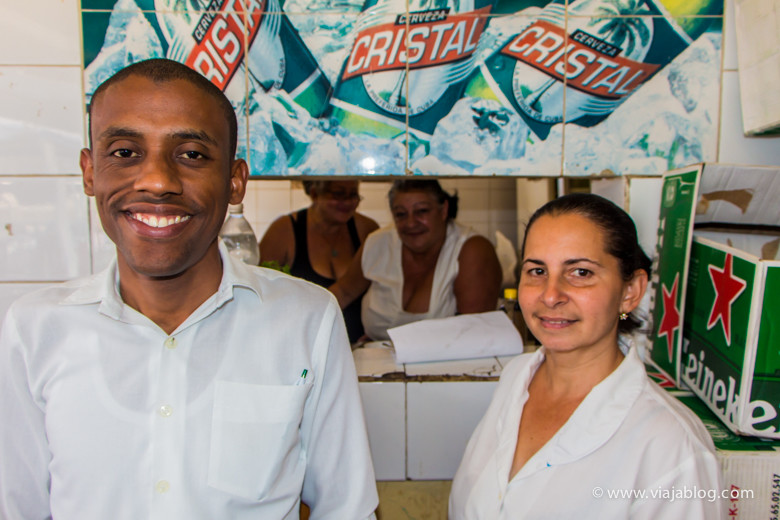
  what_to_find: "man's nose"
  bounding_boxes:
[133,153,183,196]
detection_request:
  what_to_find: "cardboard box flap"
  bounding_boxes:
[696,164,780,227]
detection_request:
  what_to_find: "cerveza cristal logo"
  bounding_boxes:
[187,0,277,91]
[500,21,659,102]
[342,5,491,116]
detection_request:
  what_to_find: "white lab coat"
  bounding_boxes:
[450,346,723,519]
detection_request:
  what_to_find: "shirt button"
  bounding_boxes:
[158,405,173,417]
[164,337,177,349]
[155,480,170,493]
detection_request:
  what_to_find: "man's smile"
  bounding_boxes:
[129,212,191,229]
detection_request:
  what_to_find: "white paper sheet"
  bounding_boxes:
[388,311,524,364]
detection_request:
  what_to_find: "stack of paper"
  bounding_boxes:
[388,311,524,364]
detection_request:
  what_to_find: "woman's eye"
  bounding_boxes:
[111,149,138,158]
[573,268,592,277]
[527,267,545,276]
[393,212,407,220]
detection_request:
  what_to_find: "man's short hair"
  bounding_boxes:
[88,58,239,157]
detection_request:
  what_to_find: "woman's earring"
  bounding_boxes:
[619,312,628,321]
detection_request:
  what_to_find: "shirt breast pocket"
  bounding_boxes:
[208,381,310,500]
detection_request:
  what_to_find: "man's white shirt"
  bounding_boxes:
[0,242,378,520]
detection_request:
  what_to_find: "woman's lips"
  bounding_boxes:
[537,316,577,329]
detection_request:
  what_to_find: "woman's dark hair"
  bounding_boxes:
[388,180,459,220]
[302,180,327,197]
[521,193,652,334]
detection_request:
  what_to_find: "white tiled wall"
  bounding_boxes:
[359,382,406,481]
[406,381,498,480]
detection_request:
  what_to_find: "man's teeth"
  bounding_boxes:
[133,214,190,228]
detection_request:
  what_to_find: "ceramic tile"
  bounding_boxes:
[288,187,309,210]
[408,12,560,176]
[254,182,295,223]
[358,382,406,481]
[358,180,392,220]
[717,71,780,166]
[82,9,163,98]
[455,187,490,225]
[628,177,662,259]
[565,0,724,18]
[283,0,363,16]
[0,0,81,66]
[0,67,84,175]
[407,381,497,480]
[722,0,738,70]
[563,16,722,175]
[490,178,519,206]
[82,0,233,11]
[590,177,627,207]
[0,178,91,281]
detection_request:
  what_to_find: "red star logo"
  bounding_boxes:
[657,274,681,362]
[647,370,676,388]
[707,253,747,346]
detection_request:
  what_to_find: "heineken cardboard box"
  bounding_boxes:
[648,163,780,439]
[646,368,780,519]
[676,391,780,520]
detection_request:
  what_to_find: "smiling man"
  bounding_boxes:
[0,59,378,520]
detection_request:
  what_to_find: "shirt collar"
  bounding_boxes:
[509,345,647,478]
[544,345,646,466]
[60,240,263,322]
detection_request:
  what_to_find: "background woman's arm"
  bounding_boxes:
[258,215,295,267]
[329,243,371,309]
[453,236,503,314]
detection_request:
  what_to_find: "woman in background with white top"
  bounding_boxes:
[450,193,722,519]
[329,179,502,341]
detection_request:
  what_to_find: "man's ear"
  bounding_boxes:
[80,148,95,196]
[228,158,249,205]
[621,269,649,315]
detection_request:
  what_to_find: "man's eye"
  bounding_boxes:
[393,212,407,220]
[180,150,205,160]
[112,149,138,158]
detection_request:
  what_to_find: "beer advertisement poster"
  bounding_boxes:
[81,0,724,176]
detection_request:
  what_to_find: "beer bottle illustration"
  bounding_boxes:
[329,0,497,148]
[465,0,722,139]
[153,0,332,117]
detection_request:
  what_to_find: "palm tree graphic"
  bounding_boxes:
[524,0,651,112]
[590,0,652,57]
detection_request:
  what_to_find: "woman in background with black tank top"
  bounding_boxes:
[259,180,379,343]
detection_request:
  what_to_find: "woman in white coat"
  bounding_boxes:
[450,193,723,519]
